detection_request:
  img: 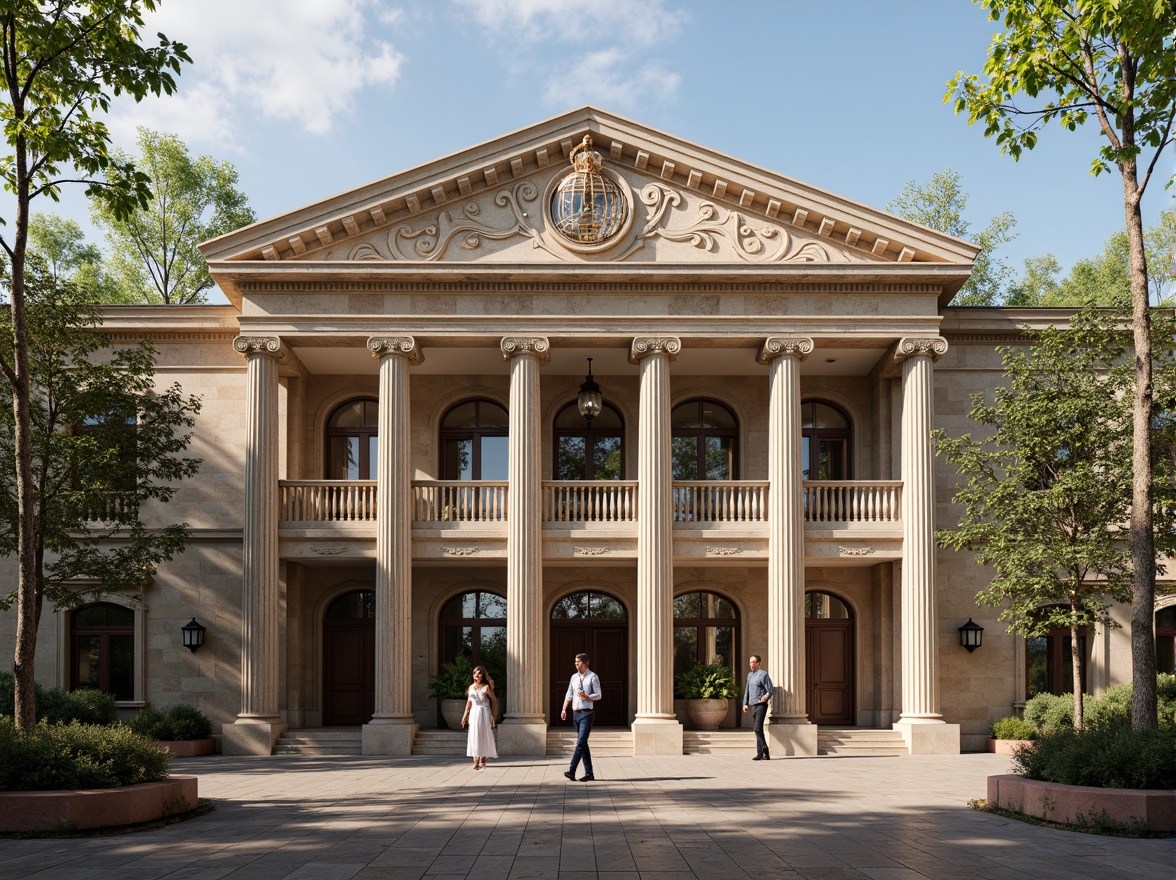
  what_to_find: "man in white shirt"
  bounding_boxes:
[560,652,601,781]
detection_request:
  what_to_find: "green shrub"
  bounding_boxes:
[428,655,474,700]
[0,672,117,726]
[676,663,739,699]
[1012,722,1176,790]
[990,716,1037,740]
[1023,692,1074,732]
[0,717,170,792]
[128,704,212,741]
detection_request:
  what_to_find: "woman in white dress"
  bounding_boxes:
[461,665,499,769]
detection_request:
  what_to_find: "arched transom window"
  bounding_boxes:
[440,399,509,480]
[673,591,739,695]
[801,400,851,481]
[553,401,624,480]
[439,589,507,687]
[326,399,378,480]
[671,399,738,480]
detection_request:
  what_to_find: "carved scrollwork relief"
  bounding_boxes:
[629,336,682,362]
[838,546,875,557]
[443,547,479,557]
[759,337,815,363]
[233,335,282,357]
[574,547,609,556]
[500,336,551,361]
[706,547,742,556]
[367,336,422,363]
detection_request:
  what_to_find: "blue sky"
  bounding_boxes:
[44,0,1176,303]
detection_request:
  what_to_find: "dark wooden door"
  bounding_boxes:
[549,623,628,726]
[323,618,375,725]
[805,620,854,725]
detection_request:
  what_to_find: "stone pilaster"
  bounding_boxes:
[893,337,959,754]
[759,337,818,756]
[630,336,684,755]
[363,336,421,755]
[223,335,287,755]
[497,336,549,755]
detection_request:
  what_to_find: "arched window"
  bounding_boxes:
[801,400,851,481]
[71,602,134,700]
[1025,609,1089,698]
[325,399,378,480]
[673,591,739,696]
[1156,605,1176,675]
[671,399,738,480]
[553,401,624,480]
[440,399,509,480]
[805,591,852,619]
[439,590,507,687]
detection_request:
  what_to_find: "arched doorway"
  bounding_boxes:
[323,590,375,725]
[550,591,628,726]
[805,590,855,725]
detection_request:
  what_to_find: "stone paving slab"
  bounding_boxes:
[0,752,1171,879]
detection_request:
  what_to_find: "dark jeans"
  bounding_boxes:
[570,709,594,776]
[750,702,768,756]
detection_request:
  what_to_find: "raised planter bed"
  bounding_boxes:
[152,738,215,757]
[985,737,1034,756]
[987,774,1176,833]
[0,775,198,832]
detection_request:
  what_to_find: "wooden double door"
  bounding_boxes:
[805,618,855,725]
[322,591,376,726]
[549,621,628,726]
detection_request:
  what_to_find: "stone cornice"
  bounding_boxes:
[758,337,814,364]
[235,279,951,295]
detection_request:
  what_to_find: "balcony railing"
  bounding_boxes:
[413,481,508,522]
[543,481,638,523]
[804,480,902,523]
[281,480,377,521]
[277,479,903,527]
[672,481,768,523]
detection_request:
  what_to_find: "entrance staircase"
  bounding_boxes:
[274,727,362,755]
[817,728,908,756]
[546,728,633,757]
[682,730,755,755]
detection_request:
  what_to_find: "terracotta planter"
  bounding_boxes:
[985,737,1034,756]
[685,698,729,731]
[988,774,1176,833]
[440,698,466,730]
[0,775,198,832]
[152,738,215,757]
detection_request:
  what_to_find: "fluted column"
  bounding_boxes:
[223,336,287,755]
[893,337,958,754]
[497,336,549,755]
[362,336,421,755]
[759,338,814,726]
[631,336,684,755]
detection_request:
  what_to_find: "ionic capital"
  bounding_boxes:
[233,335,282,359]
[629,336,681,363]
[367,336,423,364]
[500,336,550,362]
[894,337,948,363]
[758,336,814,364]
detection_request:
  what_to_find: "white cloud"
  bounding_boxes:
[111,0,404,148]
[542,51,680,112]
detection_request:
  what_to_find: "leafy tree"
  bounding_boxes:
[0,262,201,684]
[92,128,255,304]
[936,311,1136,729]
[947,0,1176,731]
[887,168,1019,306]
[0,1,189,730]
[28,213,125,302]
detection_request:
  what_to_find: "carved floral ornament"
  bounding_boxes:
[367,336,422,363]
[894,337,949,362]
[347,135,858,265]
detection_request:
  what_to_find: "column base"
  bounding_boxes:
[766,720,818,757]
[632,717,683,755]
[496,716,548,755]
[893,720,960,755]
[362,718,418,755]
[222,718,287,756]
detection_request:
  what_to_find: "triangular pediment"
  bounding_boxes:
[201,107,978,302]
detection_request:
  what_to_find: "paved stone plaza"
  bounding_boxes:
[0,752,1172,879]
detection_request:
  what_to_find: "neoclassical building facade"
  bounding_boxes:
[7,108,1172,755]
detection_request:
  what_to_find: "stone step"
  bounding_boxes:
[546,730,633,756]
[683,730,756,755]
[818,728,908,756]
[274,728,363,756]
[412,730,471,755]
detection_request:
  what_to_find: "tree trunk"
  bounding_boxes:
[1123,164,1158,732]
[1071,621,1084,731]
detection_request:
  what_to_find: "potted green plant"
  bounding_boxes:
[428,655,474,729]
[677,662,738,730]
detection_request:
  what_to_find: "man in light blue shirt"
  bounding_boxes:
[742,654,773,760]
[560,652,601,781]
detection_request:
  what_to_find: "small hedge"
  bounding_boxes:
[1012,721,1176,790]
[990,716,1036,740]
[1023,675,1176,734]
[0,672,117,726]
[128,704,212,741]
[0,717,170,792]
